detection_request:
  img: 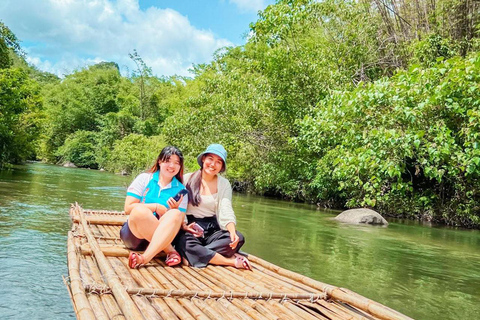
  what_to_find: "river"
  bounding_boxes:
[0,163,479,319]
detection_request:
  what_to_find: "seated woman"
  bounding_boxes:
[175,144,251,269]
[120,146,188,268]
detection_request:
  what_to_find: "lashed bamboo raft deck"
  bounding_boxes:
[65,204,413,320]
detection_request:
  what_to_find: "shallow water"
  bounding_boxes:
[1,163,479,319]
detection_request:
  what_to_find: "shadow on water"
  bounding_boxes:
[1,163,480,319]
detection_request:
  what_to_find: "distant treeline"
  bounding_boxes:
[2,0,480,228]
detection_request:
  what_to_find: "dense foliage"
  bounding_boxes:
[2,0,480,227]
[296,55,480,227]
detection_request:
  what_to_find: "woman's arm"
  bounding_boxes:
[217,177,237,229]
[124,196,167,215]
[226,222,240,249]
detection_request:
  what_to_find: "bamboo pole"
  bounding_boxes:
[72,215,127,225]
[80,244,129,257]
[85,256,126,320]
[149,260,240,320]
[76,205,144,320]
[109,257,163,319]
[255,300,296,320]
[314,300,370,320]
[83,209,126,215]
[128,258,209,320]
[118,287,327,301]
[66,231,97,319]
[292,300,344,320]
[328,300,374,320]
[169,263,271,320]
[247,254,413,320]
[175,299,210,320]
[281,301,329,320]
[228,265,304,294]
[62,275,78,316]
[163,264,270,320]
[149,298,181,320]
[247,261,320,294]
[201,266,283,320]
[179,266,270,320]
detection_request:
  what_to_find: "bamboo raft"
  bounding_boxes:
[65,204,413,320]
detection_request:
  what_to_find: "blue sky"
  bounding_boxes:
[0,0,275,77]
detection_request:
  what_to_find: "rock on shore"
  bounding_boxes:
[63,161,77,168]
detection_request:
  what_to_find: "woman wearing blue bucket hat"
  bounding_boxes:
[174,144,251,270]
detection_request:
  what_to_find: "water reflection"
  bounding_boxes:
[0,163,479,320]
[234,193,480,320]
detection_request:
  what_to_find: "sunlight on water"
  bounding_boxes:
[1,163,480,319]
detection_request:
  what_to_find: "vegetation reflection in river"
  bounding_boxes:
[1,163,479,319]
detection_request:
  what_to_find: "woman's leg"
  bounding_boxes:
[128,205,184,264]
[205,230,245,258]
[209,253,236,266]
[174,231,216,268]
[127,204,159,240]
[142,209,185,264]
[205,231,247,267]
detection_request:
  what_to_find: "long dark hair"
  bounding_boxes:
[186,153,225,206]
[186,169,202,206]
[148,146,184,184]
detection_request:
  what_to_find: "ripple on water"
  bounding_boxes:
[0,229,73,319]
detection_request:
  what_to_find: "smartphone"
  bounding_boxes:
[172,189,188,201]
[192,223,204,235]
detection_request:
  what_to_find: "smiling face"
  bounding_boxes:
[159,154,181,180]
[201,153,224,176]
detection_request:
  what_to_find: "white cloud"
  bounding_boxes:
[0,0,232,77]
[229,0,268,12]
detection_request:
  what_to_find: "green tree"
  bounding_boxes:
[0,21,21,69]
[104,134,165,174]
[39,63,121,161]
[0,67,41,167]
[56,130,98,168]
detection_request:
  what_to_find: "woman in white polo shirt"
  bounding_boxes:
[175,144,251,269]
[120,146,188,268]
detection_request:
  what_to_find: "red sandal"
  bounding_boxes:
[165,251,181,267]
[128,252,145,269]
[234,253,252,270]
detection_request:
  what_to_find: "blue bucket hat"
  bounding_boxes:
[197,144,227,172]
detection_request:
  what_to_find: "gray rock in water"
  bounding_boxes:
[63,161,77,168]
[334,208,388,225]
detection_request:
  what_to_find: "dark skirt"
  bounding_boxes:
[174,215,245,268]
[119,220,149,251]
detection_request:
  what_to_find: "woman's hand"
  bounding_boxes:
[182,222,203,237]
[229,231,239,249]
[226,222,238,249]
[167,195,183,209]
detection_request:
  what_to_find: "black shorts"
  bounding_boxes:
[120,220,149,251]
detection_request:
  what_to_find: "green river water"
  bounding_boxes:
[0,163,479,319]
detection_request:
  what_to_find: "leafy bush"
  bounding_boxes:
[0,67,41,167]
[56,131,98,168]
[104,134,166,175]
[296,53,480,227]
